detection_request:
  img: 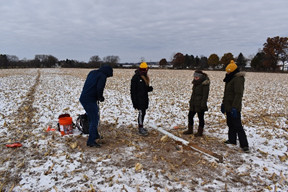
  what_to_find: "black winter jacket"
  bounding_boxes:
[79,65,113,103]
[130,70,153,109]
[189,77,210,112]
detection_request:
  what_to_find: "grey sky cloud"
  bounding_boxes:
[1,0,287,63]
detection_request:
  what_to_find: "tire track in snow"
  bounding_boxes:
[0,70,41,190]
[1,70,41,141]
[11,70,41,141]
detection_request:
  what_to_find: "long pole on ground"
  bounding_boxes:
[150,124,223,163]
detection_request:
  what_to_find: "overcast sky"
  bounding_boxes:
[1,0,288,63]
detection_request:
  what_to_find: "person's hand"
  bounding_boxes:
[221,103,225,114]
[99,97,105,102]
[231,108,237,118]
[148,86,153,92]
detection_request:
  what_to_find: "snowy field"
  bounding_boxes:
[0,68,287,192]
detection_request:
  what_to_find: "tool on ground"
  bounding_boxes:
[46,126,56,132]
[150,124,223,163]
[6,142,22,148]
[1,142,23,148]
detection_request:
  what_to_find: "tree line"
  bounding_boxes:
[166,36,288,71]
[1,36,287,71]
[0,54,120,69]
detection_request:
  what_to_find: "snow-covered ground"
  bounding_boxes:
[0,68,287,191]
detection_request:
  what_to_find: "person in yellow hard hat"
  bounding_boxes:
[130,62,153,136]
[221,60,249,153]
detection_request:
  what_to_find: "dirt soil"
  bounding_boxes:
[74,123,253,191]
[1,119,257,191]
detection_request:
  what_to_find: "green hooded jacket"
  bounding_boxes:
[189,77,210,112]
[223,72,245,112]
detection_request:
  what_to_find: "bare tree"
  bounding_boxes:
[90,55,100,62]
[7,55,19,68]
[89,55,101,68]
[34,54,58,68]
[103,55,120,67]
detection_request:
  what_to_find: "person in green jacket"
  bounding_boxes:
[221,60,249,153]
[183,70,210,136]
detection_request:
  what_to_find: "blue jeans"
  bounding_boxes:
[80,102,100,144]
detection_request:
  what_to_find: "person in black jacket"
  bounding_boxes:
[79,65,113,147]
[130,62,153,136]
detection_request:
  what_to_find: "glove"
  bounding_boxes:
[99,97,105,102]
[221,103,225,114]
[231,108,237,118]
[148,86,153,92]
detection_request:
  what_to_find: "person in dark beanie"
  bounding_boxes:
[79,65,113,148]
[221,60,249,153]
[130,62,153,136]
[183,70,210,136]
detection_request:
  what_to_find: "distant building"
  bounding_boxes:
[279,61,288,71]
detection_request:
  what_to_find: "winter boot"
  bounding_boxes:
[183,124,193,135]
[138,127,148,136]
[224,140,236,145]
[87,142,101,148]
[194,126,203,137]
[242,147,250,153]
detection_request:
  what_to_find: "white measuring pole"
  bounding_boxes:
[150,124,220,162]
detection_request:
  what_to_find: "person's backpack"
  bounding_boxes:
[75,114,89,134]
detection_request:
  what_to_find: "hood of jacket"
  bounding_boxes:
[202,77,210,85]
[235,72,245,77]
[99,65,113,77]
[192,75,210,86]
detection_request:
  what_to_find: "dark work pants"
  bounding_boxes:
[138,108,146,128]
[81,102,100,144]
[226,112,249,148]
[188,111,205,128]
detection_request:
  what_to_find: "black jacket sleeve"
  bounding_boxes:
[96,73,107,100]
[130,75,138,108]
